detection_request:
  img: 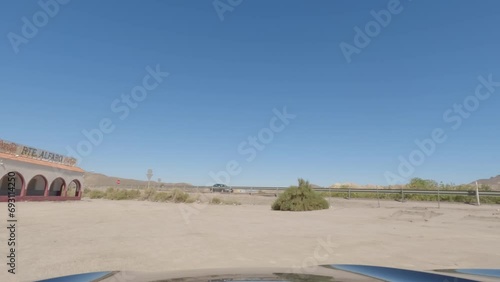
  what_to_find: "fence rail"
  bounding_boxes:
[313,188,500,196]
[84,185,500,197]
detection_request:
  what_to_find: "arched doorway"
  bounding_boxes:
[67,180,81,197]
[26,175,47,196]
[49,178,65,196]
[0,172,24,196]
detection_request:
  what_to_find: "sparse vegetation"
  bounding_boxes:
[321,178,500,204]
[272,178,329,211]
[149,188,191,203]
[87,190,106,199]
[407,177,493,192]
[407,178,438,190]
[82,177,499,205]
[141,187,157,201]
[102,187,141,200]
[210,197,222,204]
[170,188,190,203]
[66,188,76,196]
[209,197,241,205]
[152,191,171,202]
[185,196,197,203]
[84,187,198,203]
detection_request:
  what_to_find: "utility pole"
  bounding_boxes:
[146,169,153,189]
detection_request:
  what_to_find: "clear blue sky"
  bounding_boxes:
[1,0,499,187]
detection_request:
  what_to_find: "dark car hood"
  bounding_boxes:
[36,265,500,282]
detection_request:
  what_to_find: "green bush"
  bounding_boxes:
[481,196,500,204]
[480,184,492,191]
[407,178,438,190]
[272,179,329,211]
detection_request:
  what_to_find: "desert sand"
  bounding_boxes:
[1,196,500,281]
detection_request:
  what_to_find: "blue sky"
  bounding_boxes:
[1,0,499,187]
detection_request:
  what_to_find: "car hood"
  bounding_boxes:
[36,265,500,282]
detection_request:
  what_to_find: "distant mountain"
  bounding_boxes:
[472,175,500,190]
[329,182,359,188]
[83,172,193,188]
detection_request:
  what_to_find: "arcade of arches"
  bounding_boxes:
[0,172,82,198]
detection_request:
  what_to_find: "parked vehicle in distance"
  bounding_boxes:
[211,184,233,193]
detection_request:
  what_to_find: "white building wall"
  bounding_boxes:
[0,158,84,194]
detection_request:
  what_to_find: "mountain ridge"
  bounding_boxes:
[83,172,192,188]
[82,171,500,190]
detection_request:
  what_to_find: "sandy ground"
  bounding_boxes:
[1,197,500,282]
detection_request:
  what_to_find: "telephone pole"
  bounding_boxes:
[146,169,153,189]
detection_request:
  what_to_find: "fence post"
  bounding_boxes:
[348,188,351,200]
[476,181,481,206]
[438,182,441,209]
[376,186,380,208]
[251,187,254,205]
[401,186,404,202]
[329,186,332,206]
